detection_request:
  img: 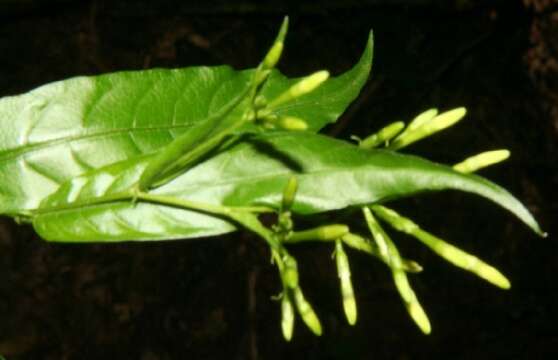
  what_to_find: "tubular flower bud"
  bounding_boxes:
[390,107,466,150]
[293,287,322,336]
[362,206,431,334]
[406,108,439,132]
[371,205,511,289]
[281,294,295,341]
[262,17,289,70]
[408,300,432,334]
[391,108,437,144]
[268,70,330,108]
[341,233,423,273]
[288,224,349,243]
[335,240,357,325]
[282,255,299,289]
[263,42,284,71]
[277,116,308,131]
[359,121,405,149]
[453,149,511,174]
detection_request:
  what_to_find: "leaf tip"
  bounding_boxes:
[366,29,374,57]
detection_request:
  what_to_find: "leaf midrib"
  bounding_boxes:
[31,162,385,217]
[0,123,196,162]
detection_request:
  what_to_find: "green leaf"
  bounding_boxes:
[32,132,542,242]
[0,65,249,214]
[260,31,373,133]
[0,32,373,215]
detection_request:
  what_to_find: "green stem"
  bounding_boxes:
[137,192,280,249]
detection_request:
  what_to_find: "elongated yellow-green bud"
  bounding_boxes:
[390,107,466,150]
[341,233,373,253]
[453,150,510,174]
[359,121,405,149]
[254,69,272,88]
[341,233,423,273]
[395,271,431,334]
[283,255,299,289]
[335,240,357,325]
[362,207,431,334]
[293,287,322,336]
[371,205,511,289]
[262,17,289,70]
[288,224,349,243]
[406,108,438,132]
[281,294,295,341]
[277,116,309,131]
[391,108,438,145]
[362,207,389,261]
[370,205,417,233]
[425,235,511,289]
[281,176,298,212]
[264,42,284,70]
[268,70,330,109]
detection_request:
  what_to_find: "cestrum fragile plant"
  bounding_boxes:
[0,18,545,341]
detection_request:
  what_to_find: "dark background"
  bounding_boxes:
[0,0,557,359]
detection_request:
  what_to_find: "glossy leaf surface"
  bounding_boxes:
[33,132,542,242]
[0,32,373,214]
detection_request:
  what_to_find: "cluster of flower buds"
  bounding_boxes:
[272,177,323,340]
[362,206,432,334]
[250,21,518,340]
[345,108,515,333]
[254,70,330,131]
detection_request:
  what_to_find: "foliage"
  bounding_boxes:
[0,17,544,340]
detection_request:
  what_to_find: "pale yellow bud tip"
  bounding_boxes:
[479,265,511,290]
[292,70,330,98]
[306,314,323,336]
[439,107,466,122]
[407,108,438,131]
[268,70,330,108]
[293,288,323,336]
[360,121,405,149]
[318,224,350,240]
[281,296,295,341]
[344,296,357,325]
[277,116,309,131]
[409,302,431,334]
[453,149,511,174]
[389,107,467,150]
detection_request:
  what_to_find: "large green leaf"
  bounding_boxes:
[32,131,543,242]
[0,32,373,215]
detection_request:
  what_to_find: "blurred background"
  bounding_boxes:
[0,0,556,359]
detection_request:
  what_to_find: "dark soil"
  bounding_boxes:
[0,1,557,359]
